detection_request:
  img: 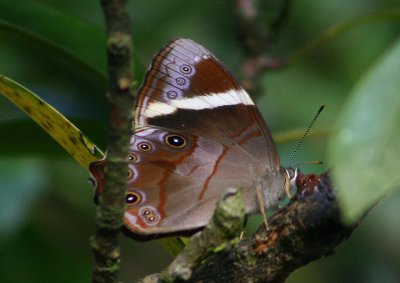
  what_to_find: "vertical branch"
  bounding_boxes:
[235,0,292,97]
[91,0,134,282]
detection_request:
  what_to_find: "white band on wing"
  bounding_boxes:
[142,88,254,118]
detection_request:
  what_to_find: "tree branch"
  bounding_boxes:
[236,0,292,97]
[141,171,363,282]
[91,1,134,282]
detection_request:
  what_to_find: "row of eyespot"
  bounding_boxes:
[166,64,195,99]
[132,134,187,155]
[125,190,156,224]
[124,134,187,204]
[126,191,158,223]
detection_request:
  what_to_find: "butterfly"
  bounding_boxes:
[89,38,294,239]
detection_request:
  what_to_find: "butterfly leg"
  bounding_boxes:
[284,170,293,199]
[256,184,269,231]
[285,178,292,199]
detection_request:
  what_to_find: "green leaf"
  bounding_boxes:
[0,76,104,169]
[0,158,48,238]
[0,0,107,77]
[0,0,145,84]
[329,37,400,223]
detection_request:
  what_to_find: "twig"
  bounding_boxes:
[141,172,364,282]
[236,0,292,96]
[91,1,135,282]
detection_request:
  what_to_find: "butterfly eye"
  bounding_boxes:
[141,208,159,223]
[165,134,186,148]
[167,90,178,99]
[180,64,192,74]
[127,168,134,179]
[126,192,141,206]
[138,142,152,152]
[128,153,137,162]
[175,77,186,86]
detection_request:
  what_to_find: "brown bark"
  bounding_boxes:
[92,1,135,282]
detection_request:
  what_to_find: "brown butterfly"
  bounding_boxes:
[89,39,294,239]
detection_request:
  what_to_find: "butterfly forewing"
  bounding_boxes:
[135,39,279,167]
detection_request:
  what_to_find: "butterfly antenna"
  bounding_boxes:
[288,105,325,167]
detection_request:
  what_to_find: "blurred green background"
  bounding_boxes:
[0,0,399,282]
